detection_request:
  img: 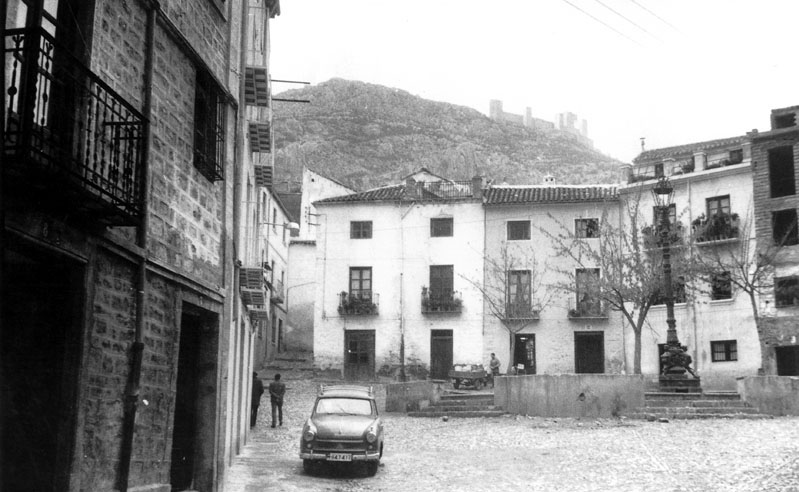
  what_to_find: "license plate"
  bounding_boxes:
[328,453,352,462]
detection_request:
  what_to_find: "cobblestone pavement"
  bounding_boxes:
[224,375,799,492]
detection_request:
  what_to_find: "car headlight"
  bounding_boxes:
[303,422,317,441]
[366,427,377,443]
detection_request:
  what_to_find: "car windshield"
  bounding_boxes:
[315,397,373,416]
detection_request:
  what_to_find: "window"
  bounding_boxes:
[272,209,277,231]
[507,270,532,317]
[774,113,797,129]
[575,268,602,316]
[769,146,796,198]
[706,195,730,217]
[653,276,686,305]
[507,220,531,240]
[349,267,372,299]
[430,217,453,237]
[772,209,799,246]
[429,265,454,300]
[350,221,373,239]
[711,340,738,362]
[654,162,664,178]
[710,272,732,300]
[729,149,743,165]
[193,68,225,181]
[575,218,599,238]
[775,276,799,308]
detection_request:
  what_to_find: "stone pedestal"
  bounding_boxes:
[659,373,701,393]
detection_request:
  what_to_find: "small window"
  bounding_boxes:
[729,149,743,165]
[654,162,664,178]
[430,218,453,237]
[507,220,531,241]
[349,267,372,299]
[774,113,797,129]
[706,195,730,217]
[775,276,799,308]
[772,209,799,246]
[429,265,454,299]
[768,146,796,198]
[711,340,738,362]
[710,271,732,300]
[350,221,373,239]
[575,218,599,238]
[193,68,225,181]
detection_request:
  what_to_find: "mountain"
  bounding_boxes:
[271,78,624,191]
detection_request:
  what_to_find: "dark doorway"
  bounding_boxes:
[430,330,453,380]
[170,305,218,491]
[776,346,799,376]
[1,245,83,492]
[514,334,536,374]
[574,331,605,374]
[344,330,375,380]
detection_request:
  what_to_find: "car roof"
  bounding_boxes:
[317,384,375,399]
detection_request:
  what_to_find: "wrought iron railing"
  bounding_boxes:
[692,213,740,244]
[4,27,145,225]
[338,291,379,315]
[269,279,285,304]
[568,297,608,319]
[421,288,462,313]
[504,302,540,320]
[418,181,474,199]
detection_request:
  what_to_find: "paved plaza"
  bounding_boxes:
[224,376,799,492]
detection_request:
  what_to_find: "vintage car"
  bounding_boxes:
[299,384,384,476]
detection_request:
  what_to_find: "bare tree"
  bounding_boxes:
[462,243,553,374]
[540,192,690,374]
[690,206,792,372]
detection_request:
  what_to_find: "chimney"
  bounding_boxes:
[471,175,485,198]
[405,178,419,199]
[543,175,556,185]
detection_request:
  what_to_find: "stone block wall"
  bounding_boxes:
[738,376,799,416]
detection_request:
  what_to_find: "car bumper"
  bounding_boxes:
[300,451,380,461]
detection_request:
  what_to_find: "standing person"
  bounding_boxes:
[251,372,264,428]
[268,373,286,428]
[489,353,501,386]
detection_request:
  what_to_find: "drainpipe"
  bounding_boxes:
[118,1,156,490]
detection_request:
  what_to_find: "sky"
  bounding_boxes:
[269,0,799,163]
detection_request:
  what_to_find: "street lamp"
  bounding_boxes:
[652,175,700,392]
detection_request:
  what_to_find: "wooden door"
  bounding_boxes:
[344,330,375,380]
[514,334,536,374]
[430,330,453,380]
[574,331,605,374]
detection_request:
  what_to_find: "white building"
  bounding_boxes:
[312,170,486,379]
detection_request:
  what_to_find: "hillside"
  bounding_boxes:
[272,78,624,191]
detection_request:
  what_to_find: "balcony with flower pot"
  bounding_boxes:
[567,297,608,319]
[338,291,379,316]
[503,302,540,321]
[692,212,740,245]
[421,287,463,314]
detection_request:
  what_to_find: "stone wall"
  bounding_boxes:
[738,376,799,416]
[384,381,444,413]
[495,374,645,418]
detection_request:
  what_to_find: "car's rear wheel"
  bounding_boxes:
[366,460,379,477]
[453,379,460,389]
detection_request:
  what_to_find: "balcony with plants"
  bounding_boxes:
[504,301,540,320]
[338,291,379,316]
[641,222,685,251]
[421,287,463,314]
[692,213,740,245]
[568,296,608,319]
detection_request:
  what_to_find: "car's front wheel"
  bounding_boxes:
[303,459,314,474]
[366,460,379,477]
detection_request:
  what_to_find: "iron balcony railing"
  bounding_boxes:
[692,213,740,244]
[4,27,145,225]
[421,288,462,314]
[269,279,285,304]
[417,181,475,200]
[568,297,608,319]
[338,291,379,316]
[504,301,540,320]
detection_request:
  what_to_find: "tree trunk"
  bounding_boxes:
[748,292,768,374]
[508,331,515,375]
[633,327,642,375]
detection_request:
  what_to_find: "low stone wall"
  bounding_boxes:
[384,381,444,413]
[738,376,799,416]
[495,374,645,418]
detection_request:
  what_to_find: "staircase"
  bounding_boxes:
[627,391,773,420]
[408,390,505,418]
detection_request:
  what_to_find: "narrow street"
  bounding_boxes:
[225,375,799,492]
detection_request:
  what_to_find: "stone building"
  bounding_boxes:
[2,0,280,490]
[749,104,799,376]
[312,170,486,380]
[623,133,760,389]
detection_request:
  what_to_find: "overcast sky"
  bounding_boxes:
[270,0,799,163]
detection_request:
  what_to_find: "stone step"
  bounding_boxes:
[645,391,741,400]
[645,399,749,408]
[642,406,762,414]
[441,392,494,401]
[418,404,502,412]
[437,398,495,406]
[408,410,506,418]
[627,411,773,420]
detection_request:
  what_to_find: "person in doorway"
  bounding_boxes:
[251,372,264,428]
[489,353,501,387]
[268,373,286,428]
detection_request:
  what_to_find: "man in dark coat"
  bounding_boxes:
[268,373,286,428]
[251,372,265,428]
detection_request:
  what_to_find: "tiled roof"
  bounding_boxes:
[484,185,618,205]
[633,136,747,163]
[314,185,406,204]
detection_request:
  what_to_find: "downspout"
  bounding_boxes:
[118,1,156,489]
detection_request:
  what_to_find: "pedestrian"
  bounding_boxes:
[251,372,264,428]
[489,353,501,386]
[268,373,286,428]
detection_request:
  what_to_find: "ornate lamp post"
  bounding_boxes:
[653,176,700,392]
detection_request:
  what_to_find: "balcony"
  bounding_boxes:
[692,213,740,245]
[239,267,266,290]
[241,287,267,306]
[269,279,285,304]
[338,291,379,316]
[421,288,462,314]
[4,27,145,226]
[503,302,540,321]
[568,297,608,319]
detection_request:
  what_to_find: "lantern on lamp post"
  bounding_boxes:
[652,175,700,391]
